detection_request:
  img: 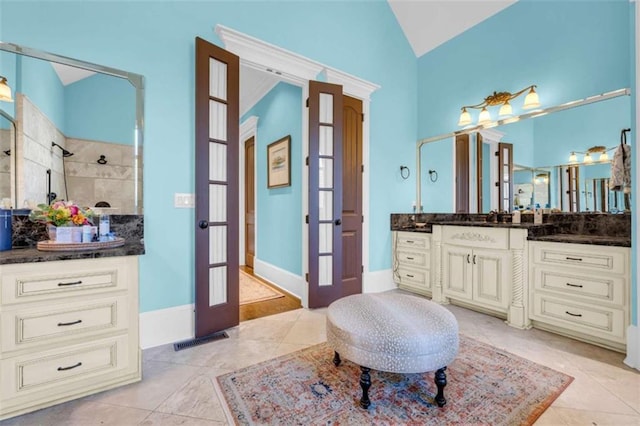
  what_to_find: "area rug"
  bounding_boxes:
[216,335,573,425]
[239,270,284,305]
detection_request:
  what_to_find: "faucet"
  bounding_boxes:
[486,210,498,223]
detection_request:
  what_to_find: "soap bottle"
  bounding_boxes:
[512,207,521,224]
[533,208,543,224]
[99,214,110,241]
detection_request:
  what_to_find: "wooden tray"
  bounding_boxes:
[37,237,126,252]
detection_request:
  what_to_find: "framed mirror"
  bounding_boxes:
[0,42,144,214]
[417,88,631,213]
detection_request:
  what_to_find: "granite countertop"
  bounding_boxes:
[0,243,145,265]
[527,234,631,247]
[428,221,556,230]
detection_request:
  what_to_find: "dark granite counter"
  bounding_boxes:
[0,243,145,265]
[391,212,631,247]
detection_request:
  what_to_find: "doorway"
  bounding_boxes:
[244,136,255,269]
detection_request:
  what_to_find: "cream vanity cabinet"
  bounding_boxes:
[529,241,630,351]
[0,256,141,420]
[433,225,529,329]
[392,231,432,297]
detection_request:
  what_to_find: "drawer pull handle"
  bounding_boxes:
[566,283,583,288]
[565,257,583,262]
[406,274,414,278]
[58,319,83,327]
[473,255,476,265]
[57,362,82,371]
[565,311,582,317]
[58,280,83,287]
[406,240,414,244]
[406,256,414,260]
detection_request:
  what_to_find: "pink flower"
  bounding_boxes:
[69,205,79,216]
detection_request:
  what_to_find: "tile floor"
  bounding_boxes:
[2,298,639,425]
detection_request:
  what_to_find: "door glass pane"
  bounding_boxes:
[319,255,332,286]
[209,142,227,182]
[209,100,227,141]
[319,158,333,189]
[209,184,226,222]
[319,223,332,254]
[319,126,333,156]
[209,58,227,101]
[319,93,333,124]
[319,190,332,221]
[209,266,227,306]
[209,225,227,264]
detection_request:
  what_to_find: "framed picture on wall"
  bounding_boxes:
[267,135,291,188]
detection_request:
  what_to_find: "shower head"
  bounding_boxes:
[51,142,74,158]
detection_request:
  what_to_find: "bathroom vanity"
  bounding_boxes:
[391,213,631,352]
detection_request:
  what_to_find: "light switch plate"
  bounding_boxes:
[174,193,195,208]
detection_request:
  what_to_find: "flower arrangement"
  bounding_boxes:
[29,201,95,227]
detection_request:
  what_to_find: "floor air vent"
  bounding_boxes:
[173,331,229,351]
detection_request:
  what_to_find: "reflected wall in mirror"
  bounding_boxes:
[418,89,631,213]
[0,111,15,205]
[0,43,143,213]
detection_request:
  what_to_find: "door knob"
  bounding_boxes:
[198,220,209,229]
[335,219,342,226]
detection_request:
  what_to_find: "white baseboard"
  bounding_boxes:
[624,324,640,371]
[363,268,394,293]
[139,304,194,350]
[254,258,305,301]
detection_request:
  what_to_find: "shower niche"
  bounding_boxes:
[0,43,143,214]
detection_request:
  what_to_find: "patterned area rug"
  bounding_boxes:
[216,335,573,425]
[239,270,284,305]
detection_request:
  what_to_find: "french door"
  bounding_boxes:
[194,37,239,337]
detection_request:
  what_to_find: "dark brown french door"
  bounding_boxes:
[455,134,470,213]
[308,81,344,308]
[341,95,362,297]
[194,37,239,337]
[497,142,513,212]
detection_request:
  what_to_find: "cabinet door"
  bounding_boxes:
[472,248,510,311]
[442,245,472,301]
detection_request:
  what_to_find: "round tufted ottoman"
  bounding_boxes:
[326,292,459,408]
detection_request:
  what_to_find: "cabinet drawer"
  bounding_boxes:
[396,250,430,269]
[0,258,130,305]
[395,232,430,250]
[1,334,132,400]
[395,267,430,290]
[1,296,128,352]
[531,294,625,342]
[531,242,627,275]
[532,267,625,306]
[441,226,509,250]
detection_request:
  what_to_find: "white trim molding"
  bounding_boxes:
[254,258,305,304]
[363,269,395,294]
[624,325,640,369]
[140,304,195,349]
[322,68,381,101]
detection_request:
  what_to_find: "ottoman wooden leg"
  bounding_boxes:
[333,351,341,366]
[359,366,371,409]
[434,366,447,407]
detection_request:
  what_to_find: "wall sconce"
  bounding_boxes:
[0,76,14,103]
[568,145,611,163]
[458,85,540,126]
[535,173,549,184]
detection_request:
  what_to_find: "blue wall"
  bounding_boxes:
[243,82,303,275]
[65,73,135,144]
[1,0,417,312]
[0,51,17,118]
[20,55,65,130]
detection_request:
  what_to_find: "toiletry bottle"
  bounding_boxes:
[512,207,521,224]
[99,214,110,241]
[534,208,543,224]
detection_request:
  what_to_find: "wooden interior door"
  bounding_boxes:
[455,134,469,213]
[194,37,239,337]
[497,142,513,212]
[476,133,484,212]
[341,95,362,297]
[308,80,343,308]
[245,137,255,269]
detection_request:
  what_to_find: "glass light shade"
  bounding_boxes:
[478,107,491,125]
[583,152,592,163]
[498,101,513,117]
[458,108,471,126]
[599,151,609,162]
[523,87,540,109]
[0,78,14,103]
[569,152,578,163]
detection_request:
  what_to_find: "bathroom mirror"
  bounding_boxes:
[417,88,631,213]
[0,42,144,214]
[0,110,15,205]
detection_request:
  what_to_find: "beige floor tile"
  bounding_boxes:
[281,318,327,345]
[534,407,569,425]
[235,315,296,342]
[85,361,201,410]
[552,407,640,426]
[272,342,313,357]
[139,412,226,425]
[155,374,228,422]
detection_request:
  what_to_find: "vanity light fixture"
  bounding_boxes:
[568,145,612,163]
[458,85,540,126]
[0,76,14,103]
